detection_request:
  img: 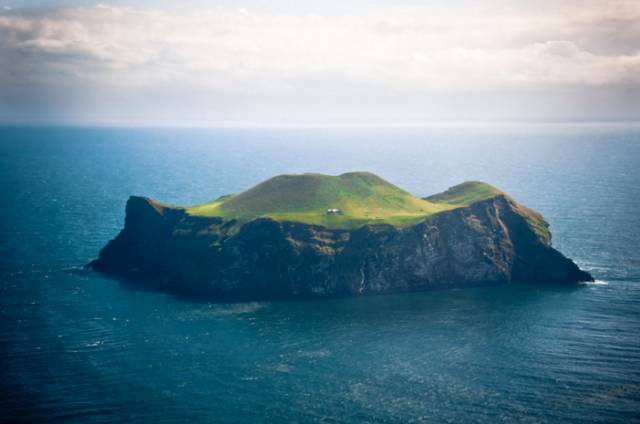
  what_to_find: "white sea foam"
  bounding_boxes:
[581,280,609,286]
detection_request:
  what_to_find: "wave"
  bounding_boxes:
[177,302,267,320]
[581,280,609,286]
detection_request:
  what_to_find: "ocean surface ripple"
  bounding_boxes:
[1,125,639,423]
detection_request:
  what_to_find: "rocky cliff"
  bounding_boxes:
[89,191,592,300]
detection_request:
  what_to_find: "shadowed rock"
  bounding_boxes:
[89,174,592,300]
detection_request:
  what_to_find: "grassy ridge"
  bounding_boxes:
[188,172,454,228]
[426,180,550,242]
[185,172,507,229]
[424,181,503,206]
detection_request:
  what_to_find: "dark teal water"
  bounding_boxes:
[1,125,639,423]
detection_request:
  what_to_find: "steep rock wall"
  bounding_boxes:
[89,194,592,300]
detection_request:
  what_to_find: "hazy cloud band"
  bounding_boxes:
[1,1,639,123]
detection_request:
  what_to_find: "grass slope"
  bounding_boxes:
[186,173,509,229]
[187,172,454,229]
[424,181,503,206]
[426,180,550,242]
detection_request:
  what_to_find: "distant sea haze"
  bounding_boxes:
[1,124,639,423]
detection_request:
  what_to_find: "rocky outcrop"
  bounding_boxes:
[89,194,592,300]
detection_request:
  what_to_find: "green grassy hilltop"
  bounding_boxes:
[185,172,504,229]
[424,181,502,206]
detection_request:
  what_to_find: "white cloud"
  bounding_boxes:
[0,1,639,122]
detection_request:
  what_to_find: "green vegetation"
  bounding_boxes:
[425,181,503,206]
[426,180,550,242]
[182,172,509,230]
[187,172,448,228]
[145,172,547,236]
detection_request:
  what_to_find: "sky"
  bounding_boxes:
[1,0,639,125]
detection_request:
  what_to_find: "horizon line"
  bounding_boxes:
[2,119,640,129]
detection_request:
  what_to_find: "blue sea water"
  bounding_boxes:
[1,124,639,423]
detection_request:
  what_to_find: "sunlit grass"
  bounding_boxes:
[184,172,507,230]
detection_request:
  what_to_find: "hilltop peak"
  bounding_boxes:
[187,171,444,228]
[185,172,510,229]
[425,181,503,206]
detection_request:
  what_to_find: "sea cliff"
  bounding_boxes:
[89,175,592,300]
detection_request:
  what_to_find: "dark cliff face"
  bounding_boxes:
[89,195,592,300]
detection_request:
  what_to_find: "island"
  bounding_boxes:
[89,172,593,300]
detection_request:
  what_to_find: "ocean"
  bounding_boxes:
[1,124,639,423]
